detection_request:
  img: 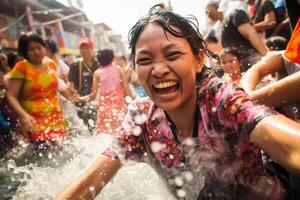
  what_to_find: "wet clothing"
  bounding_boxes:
[8,60,67,141]
[68,59,98,133]
[96,64,127,133]
[105,72,286,199]
[68,59,98,96]
[221,9,261,70]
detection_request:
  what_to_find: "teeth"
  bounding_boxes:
[154,81,177,89]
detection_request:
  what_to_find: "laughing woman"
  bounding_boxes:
[6,33,68,144]
[55,5,300,200]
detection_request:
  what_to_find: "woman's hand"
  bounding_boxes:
[21,113,37,132]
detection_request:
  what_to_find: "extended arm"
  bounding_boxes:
[240,52,285,93]
[250,114,300,176]
[253,11,277,32]
[238,23,269,56]
[54,154,121,200]
[119,66,132,97]
[250,71,300,107]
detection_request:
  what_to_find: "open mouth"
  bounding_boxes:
[152,80,179,95]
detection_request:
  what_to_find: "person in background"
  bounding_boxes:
[7,52,23,69]
[45,40,70,83]
[79,49,131,134]
[6,33,68,145]
[0,61,10,139]
[68,38,98,133]
[220,47,242,83]
[265,35,288,51]
[62,54,74,66]
[0,51,10,73]
[241,18,300,120]
[245,0,277,38]
[44,39,86,135]
[240,18,300,198]
[206,0,269,71]
[55,5,300,200]
[114,54,132,83]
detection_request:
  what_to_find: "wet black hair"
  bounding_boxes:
[18,33,46,60]
[220,47,242,61]
[265,36,288,51]
[97,48,114,66]
[128,4,210,68]
[45,39,59,54]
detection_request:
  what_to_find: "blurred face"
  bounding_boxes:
[45,48,54,59]
[205,5,221,21]
[27,41,46,64]
[134,24,204,112]
[0,53,8,67]
[79,44,94,61]
[220,53,241,78]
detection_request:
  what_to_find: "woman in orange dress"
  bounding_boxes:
[6,33,68,143]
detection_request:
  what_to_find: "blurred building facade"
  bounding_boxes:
[0,0,127,57]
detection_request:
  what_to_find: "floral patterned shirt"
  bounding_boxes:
[105,74,286,200]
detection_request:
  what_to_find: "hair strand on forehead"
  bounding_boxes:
[127,4,212,69]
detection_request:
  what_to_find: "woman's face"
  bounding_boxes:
[134,24,204,112]
[0,53,8,67]
[27,41,46,64]
[220,53,241,77]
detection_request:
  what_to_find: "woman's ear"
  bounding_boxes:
[195,49,205,73]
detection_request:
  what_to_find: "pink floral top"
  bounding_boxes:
[105,74,286,199]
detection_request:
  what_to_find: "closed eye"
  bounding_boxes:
[136,58,153,65]
[166,52,182,60]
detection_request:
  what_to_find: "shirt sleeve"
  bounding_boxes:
[231,9,250,28]
[58,60,70,76]
[210,77,277,135]
[7,61,26,80]
[102,100,148,163]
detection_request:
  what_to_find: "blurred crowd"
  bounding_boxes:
[0,33,147,155]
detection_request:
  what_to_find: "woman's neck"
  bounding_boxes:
[166,89,198,138]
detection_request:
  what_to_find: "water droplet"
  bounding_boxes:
[89,186,95,192]
[174,176,183,187]
[125,96,133,104]
[7,159,17,171]
[88,119,94,127]
[133,113,148,125]
[176,189,186,198]
[132,126,142,136]
[183,171,194,182]
[211,107,217,112]
[150,142,166,153]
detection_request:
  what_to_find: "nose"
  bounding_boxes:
[151,60,170,78]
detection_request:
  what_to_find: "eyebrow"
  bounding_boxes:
[136,43,181,56]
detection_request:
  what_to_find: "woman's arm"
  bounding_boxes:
[80,71,99,102]
[54,154,121,200]
[119,66,132,97]
[6,79,36,130]
[237,23,269,56]
[240,52,285,93]
[253,11,277,32]
[250,114,300,176]
[250,71,300,107]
